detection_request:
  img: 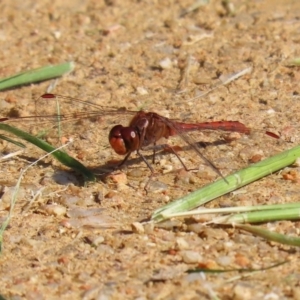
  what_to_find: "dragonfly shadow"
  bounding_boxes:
[23,138,232,187]
[89,138,231,177]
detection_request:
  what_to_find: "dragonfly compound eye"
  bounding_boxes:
[109,125,128,155]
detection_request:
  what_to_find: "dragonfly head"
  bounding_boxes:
[109,125,139,155]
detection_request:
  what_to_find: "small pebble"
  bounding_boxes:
[235,253,250,267]
[161,164,173,174]
[41,204,66,217]
[145,180,168,193]
[127,168,146,178]
[181,250,202,264]
[85,235,105,246]
[108,172,128,184]
[216,255,233,267]
[193,74,211,85]
[51,29,61,40]
[159,57,172,69]
[176,237,190,250]
[131,222,145,234]
[187,223,205,234]
[264,292,280,300]
[233,283,255,300]
[136,86,148,95]
[175,169,193,185]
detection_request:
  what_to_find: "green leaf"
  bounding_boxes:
[0,62,74,91]
[236,224,300,247]
[152,145,300,222]
[0,133,25,148]
[0,123,95,181]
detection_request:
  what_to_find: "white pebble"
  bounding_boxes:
[159,57,172,69]
[216,255,233,267]
[181,250,202,264]
[233,283,255,300]
[136,86,148,95]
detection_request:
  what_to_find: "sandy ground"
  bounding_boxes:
[1,0,300,299]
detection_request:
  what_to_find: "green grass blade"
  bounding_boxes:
[164,202,300,219]
[221,206,300,224]
[0,133,25,148]
[286,58,300,67]
[236,224,300,247]
[152,145,300,222]
[0,62,74,91]
[0,123,95,181]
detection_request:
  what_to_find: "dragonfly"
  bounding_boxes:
[0,93,280,181]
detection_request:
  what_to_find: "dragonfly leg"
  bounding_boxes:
[152,142,156,164]
[141,143,174,166]
[114,151,132,170]
[162,144,193,171]
[136,150,155,173]
[113,150,155,174]
[142,143,195,171]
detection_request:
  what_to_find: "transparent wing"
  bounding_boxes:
[1,94,137,167]
[30,94,136,142]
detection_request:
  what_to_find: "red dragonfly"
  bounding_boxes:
[1,93,279,180]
